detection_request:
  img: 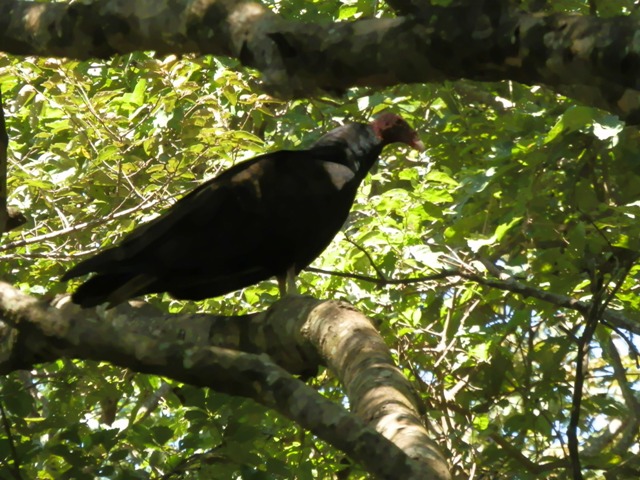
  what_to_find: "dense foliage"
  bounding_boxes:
[1,0,639,479]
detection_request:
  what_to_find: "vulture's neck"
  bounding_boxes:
[311,123,383,176]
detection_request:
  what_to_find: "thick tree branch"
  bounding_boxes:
[296,300,450,480]
[0,283,450,480]
[1,1,640,121]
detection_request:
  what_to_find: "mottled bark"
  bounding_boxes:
[0,0,639,121]
[299,300,451,480]
[0,283,450,480]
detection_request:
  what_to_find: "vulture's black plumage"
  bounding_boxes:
[62,113,423,308]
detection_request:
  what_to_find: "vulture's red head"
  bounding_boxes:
[371,113,424,151]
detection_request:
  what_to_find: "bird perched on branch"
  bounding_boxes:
[62,113,424,308]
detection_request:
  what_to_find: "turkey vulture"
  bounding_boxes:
[62,113,423,308]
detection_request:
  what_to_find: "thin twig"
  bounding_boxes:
[568,297,600,480]
[0,250,98,261]
[0,198,163,253]
[305,266,640,335]
[344,233,388,280]
[305,266,459,286]
[606,335,640,416]
[489,432,566,474]
[567,260,632,480]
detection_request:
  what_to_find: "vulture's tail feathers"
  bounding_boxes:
[70,273,156,309]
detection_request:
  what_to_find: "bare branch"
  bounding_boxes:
[306,266,640,335]
[306,266,459,286]
[568,297,600,480]
[489,432,567,474]
[0,198,163,254]
[0,401,22,480]
[605,333,640,417]
[0,283,451,480]
[295,299,450,479]
[344,234,388,281]
[1,1,640,121]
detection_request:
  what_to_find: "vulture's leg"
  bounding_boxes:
[277,266,298,297]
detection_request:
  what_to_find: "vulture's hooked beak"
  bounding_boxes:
[412,139,425,152]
